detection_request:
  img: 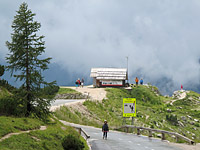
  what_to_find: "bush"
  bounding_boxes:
[43,84,59,96]
[0,95,26,116]
[62,134,84,150]
[166,114,178,125]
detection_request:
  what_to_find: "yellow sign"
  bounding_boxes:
[123,98,136,117]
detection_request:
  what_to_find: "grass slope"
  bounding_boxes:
[55,85,200,143]
[0,87,11,99]
[58,87,79,94]
[0,116,89,150]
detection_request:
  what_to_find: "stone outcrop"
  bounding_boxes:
[55,93,89,99]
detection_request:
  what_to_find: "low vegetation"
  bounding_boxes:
[58,88,80,94]
[0,116,89,150]
[55,85,200,143]
[0,85,88,150]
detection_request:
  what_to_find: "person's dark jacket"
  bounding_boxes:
[102,123,109,132]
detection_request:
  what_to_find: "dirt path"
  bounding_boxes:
[62,86,107,101]
[166,90,187,105]
[0,126,47,142]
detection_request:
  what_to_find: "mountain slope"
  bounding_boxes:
[55,85,200,143]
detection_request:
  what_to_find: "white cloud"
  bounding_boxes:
[0,0,200,92]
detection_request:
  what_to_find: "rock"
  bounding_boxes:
[190,121,195,125]
[55,93,89,99]
[187,131,190,134]
[188,97,193,100]
[193,127,197,130]
[167,108,172,113]
[181,116,187,121]
[164,95,169,98]
[178,121,185,127]
[192,133,196,137]
[187,115,192,120]
[194,119,199,122]
[177,106,183,109]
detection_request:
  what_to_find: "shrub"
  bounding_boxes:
[0,95,26,116]
[166,114,178,125]
[62,134,84,150]
[43,84,59,95]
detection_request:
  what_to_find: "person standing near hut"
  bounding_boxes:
[135,77,139,86]
[102,120,109,140]
[140,78,143,85]
[81,78,84,88]
[77,78,81,87]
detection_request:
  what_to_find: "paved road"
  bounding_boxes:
[60,121,182,150]
[51,99,85,106]
[50,99,85,111]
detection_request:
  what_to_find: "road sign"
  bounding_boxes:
[123,98,136,117]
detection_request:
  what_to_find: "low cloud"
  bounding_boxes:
[1,0,200,94]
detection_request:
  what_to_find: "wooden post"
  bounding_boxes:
[126,127,129,133]
[78,128,81,137]
[131,117,134,125]
[162,133,165,140]
[176,136,179,143]
[137,128,140,135]
[149,130,152,137]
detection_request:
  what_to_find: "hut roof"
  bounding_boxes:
[90,68,127,80]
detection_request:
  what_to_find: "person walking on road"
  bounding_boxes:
[135,77,139,86]
[102,120,109,140]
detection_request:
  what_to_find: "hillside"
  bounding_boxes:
[55,85,200,143]
[0,86,89,150]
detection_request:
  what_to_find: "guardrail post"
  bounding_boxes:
[148,130,152,137]
[78,128,81,137]
[161,133,165,140]
[176,136,179,143]
[126,127,129,133]
[137,128,140,135]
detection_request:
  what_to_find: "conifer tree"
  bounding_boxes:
[0,65,5,78]
[6,2,52,117]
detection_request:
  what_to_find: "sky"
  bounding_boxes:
[0,0,200,94]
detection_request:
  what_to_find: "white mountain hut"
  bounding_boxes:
[90,68,128,87]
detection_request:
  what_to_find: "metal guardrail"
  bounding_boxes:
[73,126,90,139]
[119,125,195,145]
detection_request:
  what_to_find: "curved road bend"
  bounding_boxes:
[60,120,183,150]
[50,99,85,111]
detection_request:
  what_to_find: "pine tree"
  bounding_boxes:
[6,2,52,118]
[0,65,5,78]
